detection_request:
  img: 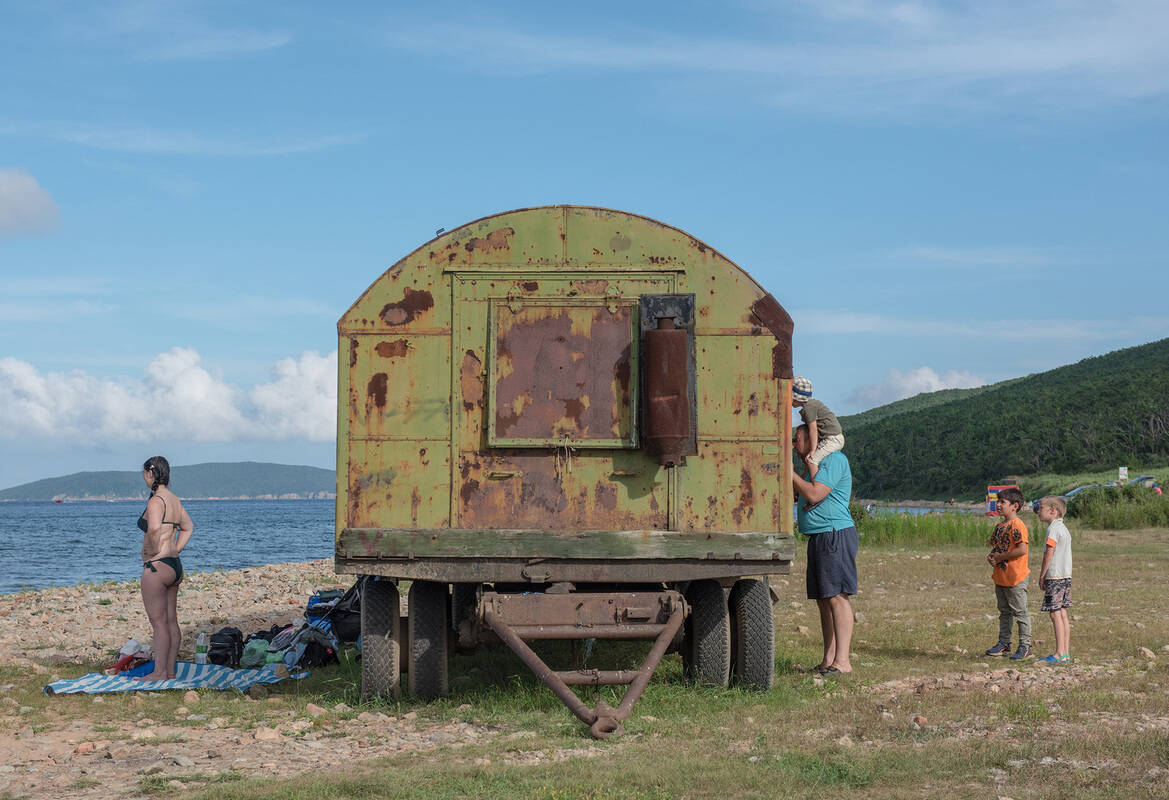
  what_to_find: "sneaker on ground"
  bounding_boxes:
[985,642,1012,656]
[1038,654,1061,664]
[1010,644,1032,660]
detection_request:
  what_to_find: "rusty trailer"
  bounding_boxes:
[335,206,796,737]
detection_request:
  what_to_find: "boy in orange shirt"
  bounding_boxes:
[984,487,1032,660]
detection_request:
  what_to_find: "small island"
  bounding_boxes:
[0,462,337,502]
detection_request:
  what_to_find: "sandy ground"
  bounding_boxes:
[0,561,517,800]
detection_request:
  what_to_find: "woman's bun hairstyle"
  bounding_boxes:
[143,456,170,491]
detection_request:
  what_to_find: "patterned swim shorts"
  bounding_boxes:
[1042,577,1072,612]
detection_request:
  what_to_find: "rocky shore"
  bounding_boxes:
[0,560,508,800]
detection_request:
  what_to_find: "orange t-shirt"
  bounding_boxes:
[988,517,1029,587]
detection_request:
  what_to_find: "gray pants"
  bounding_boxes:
[995,578,1031,647]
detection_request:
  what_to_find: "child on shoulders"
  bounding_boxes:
[1037,495,1073,663]
[791,376,844,481]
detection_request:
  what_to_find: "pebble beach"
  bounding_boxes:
[0,561,516,800]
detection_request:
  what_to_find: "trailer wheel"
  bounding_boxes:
[408,581,449,700]
[683,579,730,686]
[360,578,401,700]
[729,579,775,690]
[450,582,478,640]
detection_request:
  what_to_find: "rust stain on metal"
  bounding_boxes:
[563,397,586,423]
[410,488,421,521]
[594,484,618,511]
[464,227,515,253]
[731,468,755,525]
[572,279,610,295]
[375,339,410,358]
[379,288,434,326]
[493,306,631,441]
[703,495,718,529]
[747,392,759,417]
[749,294,794,379]
[460,350,484,412]
[349,338,359,368]
[367,373,388,408]
[643,316,690,467]
[459,453,661,530]
[521,281,539,291]
[418,447,429,466]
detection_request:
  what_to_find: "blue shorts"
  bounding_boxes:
[806,526,858,600]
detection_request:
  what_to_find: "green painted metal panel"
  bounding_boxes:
[347,334,451,440]
[678,442,783,533]
[346,440,451,530]
[339,527,795,561]
[695,335,781,440]
[336,206,797,570]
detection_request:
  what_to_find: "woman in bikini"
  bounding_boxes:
[136,456,194,680]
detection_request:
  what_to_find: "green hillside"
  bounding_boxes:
[846,338,1169,499]
[0,462,336,501]
[841,379,1023,430]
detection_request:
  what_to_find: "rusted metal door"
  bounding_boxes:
[451,272,674,531]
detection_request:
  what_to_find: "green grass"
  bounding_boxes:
[8,527,1169,800]
[765,751,874,787]
[848,503,1060,547]
[1018,463,1169,499]
[1067,485,1169,528]
[853,509,992,546]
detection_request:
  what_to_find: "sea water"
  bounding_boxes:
[0,499,335,594]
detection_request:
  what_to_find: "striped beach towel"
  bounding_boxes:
[43,660,307,695]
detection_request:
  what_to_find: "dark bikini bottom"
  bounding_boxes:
[143,556,183,584]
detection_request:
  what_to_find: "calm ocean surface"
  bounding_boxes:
[0,499,335,595]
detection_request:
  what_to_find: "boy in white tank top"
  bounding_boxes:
[1037,495,1073,663]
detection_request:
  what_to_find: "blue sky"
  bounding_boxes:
[1,0,1167,488]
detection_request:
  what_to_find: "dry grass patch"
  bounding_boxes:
[3,528,1167,799]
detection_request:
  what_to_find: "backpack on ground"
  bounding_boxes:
[239,638,269,668]
[208,626,244,668]
[306,579,362,643]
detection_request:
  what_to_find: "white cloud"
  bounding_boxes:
[385,1,1169,111]
[848,365,985,409]
[793,310,1169,341]
[0,169,60,235]
[893,246,1057,267]
[136,29,292,61]
[40,123,364,157]
[0,299,118,323]
[0,348,337,443]
[71,1,292,61]
[249,352,337,441]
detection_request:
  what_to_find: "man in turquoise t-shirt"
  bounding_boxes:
[792,424,858,675]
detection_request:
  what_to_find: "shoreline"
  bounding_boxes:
[0,495,336,503]
[1,558,496,800]
[0,559,346,668]
[854,498,984,511]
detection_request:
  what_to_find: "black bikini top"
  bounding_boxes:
[138,494,180,533]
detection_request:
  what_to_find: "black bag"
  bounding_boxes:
[307,579,363,643]
[296,626,340,668]
[245,623,290,644]
[331,609,361,644]
[208,626,244,668]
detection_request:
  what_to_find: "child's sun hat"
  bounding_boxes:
[793,376,813,402]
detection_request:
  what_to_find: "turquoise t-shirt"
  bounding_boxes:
[796,451,855,534]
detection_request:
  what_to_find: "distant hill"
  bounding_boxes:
[840,379,1024,430]
[845,338,1169,499]
[0,462,337,501]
